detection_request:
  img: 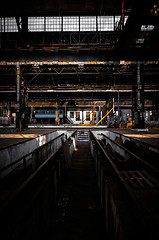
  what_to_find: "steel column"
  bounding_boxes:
[134,62,144,128]
[55,101,59,125]
[15,62,21,130]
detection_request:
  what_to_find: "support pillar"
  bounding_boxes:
[55,101,59,125]
[22,16,28,48]
[133,62,144,128]
[118,90,120,124]
[15,62,21,130]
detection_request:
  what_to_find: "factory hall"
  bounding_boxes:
[0,1,159,240]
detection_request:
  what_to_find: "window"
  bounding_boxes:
[115,15,121,28]
[98,16,114,31]
[76,112,81,121]
[115,15,128,29]
[141,25,154,31]
[86,112,90,121]
[80,16,96,31]
[2,15,131,33]
[46,17,62,32]
[63,16,79,32]
[5,17,19,32]
[92,112,96,121]
[28,17,44,32]
[70,112,74,118]
[124,16,128,25]
[0,18,4,32]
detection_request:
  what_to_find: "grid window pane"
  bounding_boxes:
[5,17,19,32]
[124,16,128,25]
[70,112,74,118]
[76,112,81,121]
[46,17,62,32]
[80,16,96,31]
[115,15,121,27]
[28,17,44,32]
[86,112,90,121]
[141,25,154,31]
[0,18,4,32]
[115,15,128,28]
[63,16,79,32]
[98,16,114,31]
[2,15,132,33]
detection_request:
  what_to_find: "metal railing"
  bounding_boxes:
[0,133,65,178]
[90,131,159,235]
[0,130,77,213]
[101,133,159,179]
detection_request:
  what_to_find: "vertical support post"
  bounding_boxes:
[21,16,28,48]
[113,98,114,113]
[154,92,159,121]
[118,90,120,123]
[99,105,101,125]
[16,61,21,130]
[64,105,66,124]
[122,1,124,30]
[30,106,33,123]
[134,62,144,129]
[55,101,59,125]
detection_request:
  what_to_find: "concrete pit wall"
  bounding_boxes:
[0,130,75,178]
[1,134,76,240]
[90,140,149,240]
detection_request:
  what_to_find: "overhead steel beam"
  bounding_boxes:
[0,89,159,93]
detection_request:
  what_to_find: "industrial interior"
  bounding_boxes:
[0,0,159,239]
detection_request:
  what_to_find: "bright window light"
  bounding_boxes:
[115,15,128,29]
[0,18,4,32]
[80,16,96,31]
[98,16,114,31]
[63,16,79,32]
[46,17,62,32]
[5,17,19,32]
[141,25,154,31]
[28,17,44,32]
[2,15,131,33]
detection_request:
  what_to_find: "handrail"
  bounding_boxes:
[90,131,159,233]
[101,133,159,178]
[0,131,77,213]
[96,98,114,126]
[0,142,64,214]
[0,133,65,175]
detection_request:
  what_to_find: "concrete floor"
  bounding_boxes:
[0,129,55,150]
[110,128,159,150]
[0,126,159,150]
